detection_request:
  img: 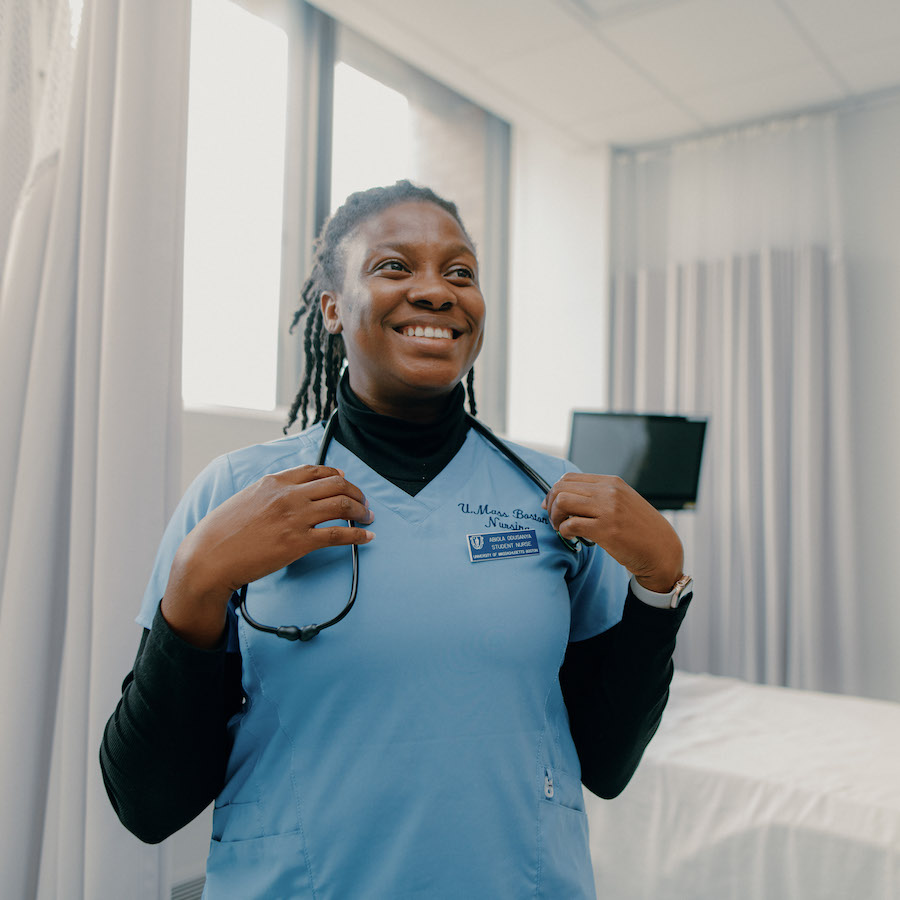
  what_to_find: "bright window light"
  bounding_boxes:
[331,63,411,210]
[67,0,83,45]
[182,0,287,410]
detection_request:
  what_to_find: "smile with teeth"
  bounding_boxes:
[399,325,456,340]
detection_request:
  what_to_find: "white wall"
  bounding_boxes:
[838,94,900,702]
[506,129,611,454]
[181,406,287,490]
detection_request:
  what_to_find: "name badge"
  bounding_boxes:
[467,530,540,563]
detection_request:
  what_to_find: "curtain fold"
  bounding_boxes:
[0,1,190,897]
[610,116,858,694]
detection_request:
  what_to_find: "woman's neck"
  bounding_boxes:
[344,376,461,424]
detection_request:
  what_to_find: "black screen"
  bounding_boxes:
[567,412,707,510]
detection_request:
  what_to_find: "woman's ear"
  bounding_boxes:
[321,291,342,334]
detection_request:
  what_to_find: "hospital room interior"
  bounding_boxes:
[1,0,899,897]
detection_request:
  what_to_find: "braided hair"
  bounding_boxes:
[284,181,479,433]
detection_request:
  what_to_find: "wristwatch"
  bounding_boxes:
[666,574,693,609]
[629,573,694,609]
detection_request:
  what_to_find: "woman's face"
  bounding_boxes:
[322,201,485,419]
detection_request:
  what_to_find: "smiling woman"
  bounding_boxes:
[285,181,484,430]
[321,200,485,418]
[101,181,692,899]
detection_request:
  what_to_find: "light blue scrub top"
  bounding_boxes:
[138,424,628,899]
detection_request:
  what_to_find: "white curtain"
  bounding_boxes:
[0,1,190,897]
[609,115,859,695]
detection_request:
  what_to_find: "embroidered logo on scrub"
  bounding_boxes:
[467,530,540,563]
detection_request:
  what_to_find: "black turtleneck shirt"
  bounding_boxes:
[100,378,689,844]
[333,371,470,496]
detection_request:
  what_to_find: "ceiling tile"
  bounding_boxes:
[352,0,586,68]
[312,0,900,147]
[779,0,900,59]
[830,44,900,95]
[683,61,841,126]
[573,99,700,145]
[481,34,670,125]
[311,0,591,134]
[576,0,687,20]
[599,0,823,93]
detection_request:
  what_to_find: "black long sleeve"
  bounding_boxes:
[99,606,243,844]
[560,587,691,799]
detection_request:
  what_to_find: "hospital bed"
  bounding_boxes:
[585,670,900,899]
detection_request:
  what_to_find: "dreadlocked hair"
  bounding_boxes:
[284,180,479,433]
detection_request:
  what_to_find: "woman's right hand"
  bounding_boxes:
[161,465,374,647]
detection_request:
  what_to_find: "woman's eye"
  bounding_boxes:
[448,266,474,280]
[378,260,407,272]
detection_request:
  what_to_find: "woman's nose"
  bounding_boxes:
[407,273,456,309]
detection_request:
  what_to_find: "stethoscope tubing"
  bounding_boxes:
[238,409,591,641]
[238,411,359,641]
[465,415,595,552]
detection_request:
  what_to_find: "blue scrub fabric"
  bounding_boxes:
[138,425,628,899]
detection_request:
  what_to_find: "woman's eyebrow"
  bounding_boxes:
[368,241,476,261]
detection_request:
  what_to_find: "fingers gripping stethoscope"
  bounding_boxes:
[238,411,594,642]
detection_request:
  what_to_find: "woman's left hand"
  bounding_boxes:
[542,473,684,593]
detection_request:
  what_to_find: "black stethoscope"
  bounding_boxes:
[238,410,595,642]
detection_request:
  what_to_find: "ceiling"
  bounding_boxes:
[309,0,900,147]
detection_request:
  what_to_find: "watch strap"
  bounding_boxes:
[629,573,693,609]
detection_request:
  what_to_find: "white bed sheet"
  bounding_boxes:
[585,670,900,899]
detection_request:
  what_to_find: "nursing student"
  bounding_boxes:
[101,181,692,898]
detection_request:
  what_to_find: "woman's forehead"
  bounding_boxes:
[348,201,476,258]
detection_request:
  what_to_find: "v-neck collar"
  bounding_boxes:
[325,429,482,525]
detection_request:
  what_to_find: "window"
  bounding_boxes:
[181,1,510,427]
[182,0,287,410]
[331,63,411,209]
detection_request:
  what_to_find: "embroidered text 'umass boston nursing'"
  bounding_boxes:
[457,501,551,532]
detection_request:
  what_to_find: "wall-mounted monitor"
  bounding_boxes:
[567,412,708,511]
